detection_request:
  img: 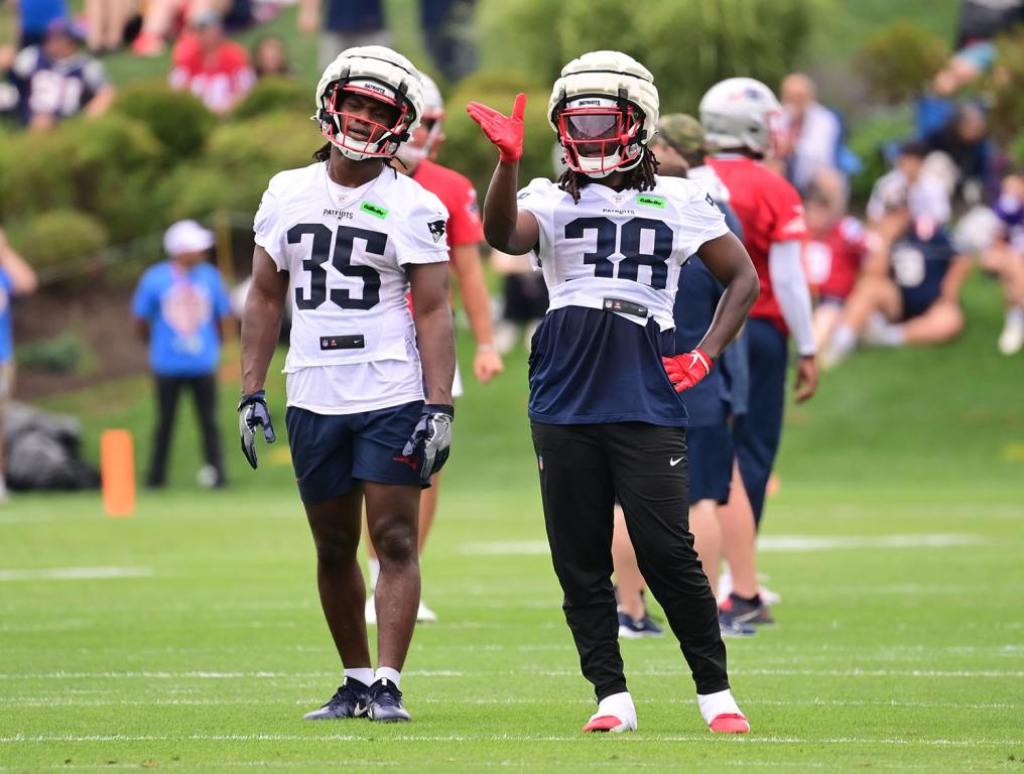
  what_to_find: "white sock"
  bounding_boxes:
[1007,307,1024,326]
[368,558,380,590]
[375,666,401,688]
[698,688,742,725]
[344,667,373,687]
[592,691,637,728]
[830,324,857,358]
[873,322,906,347]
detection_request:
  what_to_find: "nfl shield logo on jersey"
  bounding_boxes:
[428,220,447,243]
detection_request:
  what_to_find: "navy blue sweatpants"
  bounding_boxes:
[732,318,788,528]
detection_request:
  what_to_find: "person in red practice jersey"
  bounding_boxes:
[364,72,504,625]
[701,77,818,625]
[802,169,869,350]
[169,10,255,114]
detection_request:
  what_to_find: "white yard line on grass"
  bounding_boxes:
[459,534,986,556]
[0,567,153,582]
[1,667,1022,681]
[0,670,464,680]
[0,733,1019,748]
[2,697,1020,711]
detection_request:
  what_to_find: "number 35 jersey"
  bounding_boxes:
[254,163,449,415]
[518,176,729,427]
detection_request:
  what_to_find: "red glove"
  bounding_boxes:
[663,348,711,393]
[466,92,526,164]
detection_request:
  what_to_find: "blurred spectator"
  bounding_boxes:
[867,141,951,229]
[778,73,845,193]
[802,169,870,350]
[490,249,547,355]
[821,207,971,368]
[84,0,137,54]
[934,0,1024,95]
[985,174,1024,354]
[299,0,391,70]
[252,34,291,79]
[5,19,115,130]
[132,220,231,490]
[422,0,477,83]
[923,103,997,205]
[169,10,255,114]
[11,0,68,48]
[132,0,232,57]
[0,227,39,504]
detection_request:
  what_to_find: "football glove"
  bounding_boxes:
[466,92,526,163]
[238,390,276,470]
[400,404,454,484]
[663,348,712,393]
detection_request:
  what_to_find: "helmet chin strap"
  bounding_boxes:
[571,145,644,178]
[395,142,428,167]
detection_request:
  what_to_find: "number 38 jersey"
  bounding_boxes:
[518,176,729,427]
[254,162,449,415]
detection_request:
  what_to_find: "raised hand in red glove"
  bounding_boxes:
[466,92,526,164]
[662,348,712,393]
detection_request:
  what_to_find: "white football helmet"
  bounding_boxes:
[548,50,659,178]
[396,72,445,167]
[314,46,424,161]
[699,77,781,156]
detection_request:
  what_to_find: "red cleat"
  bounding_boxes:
[709,713,750,734]
[583,714,632,733]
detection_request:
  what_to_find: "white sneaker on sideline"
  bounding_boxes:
[417,600,438,623]
[998,314,1024,355]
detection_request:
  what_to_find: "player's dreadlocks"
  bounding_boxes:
[557,148,660,203]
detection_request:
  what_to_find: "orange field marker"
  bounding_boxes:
[101,429,136,517]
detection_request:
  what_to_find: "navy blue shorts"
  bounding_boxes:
[687,422,734,506]
[285,401,424,503]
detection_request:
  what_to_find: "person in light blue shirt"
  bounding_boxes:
[0,227,39,503]
[132,220,231,489]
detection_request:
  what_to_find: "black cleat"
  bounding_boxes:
[366,678,411,722]
[727,593,776,625]
[303,678,370,720]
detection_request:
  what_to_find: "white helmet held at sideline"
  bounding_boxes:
[548,50,660,178]
[395,72,445,167]
[314,45,424,161]
[699,77,781,156]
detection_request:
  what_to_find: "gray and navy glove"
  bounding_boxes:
[401,404,454,484]
[238,390,276,469]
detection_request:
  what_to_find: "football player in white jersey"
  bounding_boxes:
[467,51,760,734]
[239,46,456,723]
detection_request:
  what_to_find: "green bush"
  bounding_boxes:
[7,210,108,278]
[845,106,913,205]
[989,30,1024,142]
[478,0,811,114]
[0,128,77,219]
[439,72,554,198]
[233,77,309,121]
[854,22,949,104]
[161,112,320,217]
[16,333,87,374]
[72,114,168,240]
[113,83,215,160]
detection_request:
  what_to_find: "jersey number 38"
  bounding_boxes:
[565,216,673,290]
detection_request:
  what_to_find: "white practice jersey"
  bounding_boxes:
[518,176,729,331]
[254,162,449,414]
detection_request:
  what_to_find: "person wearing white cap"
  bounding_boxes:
[132,219,232,489]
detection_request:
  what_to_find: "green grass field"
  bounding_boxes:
[1,274,1023,772]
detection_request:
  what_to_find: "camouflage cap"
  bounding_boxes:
[656,113,705,155]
